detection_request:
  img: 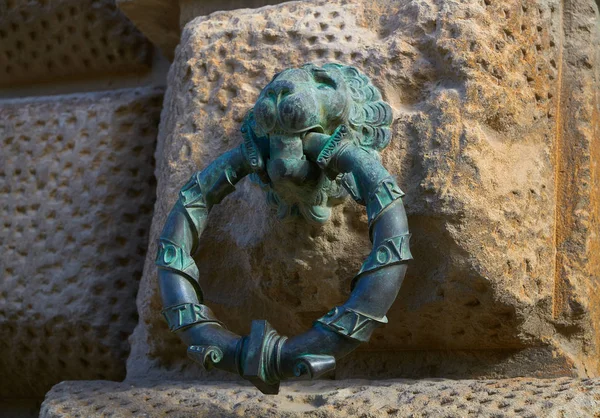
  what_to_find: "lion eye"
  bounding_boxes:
[312,69,337,89]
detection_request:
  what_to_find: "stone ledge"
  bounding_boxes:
[116,0,290,60]
[41,378,600,417]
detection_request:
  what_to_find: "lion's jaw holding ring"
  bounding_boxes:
[242,63,393,223]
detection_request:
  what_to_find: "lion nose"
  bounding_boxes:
[265,81,295,100]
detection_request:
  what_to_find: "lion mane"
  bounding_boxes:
[240,63,393,222]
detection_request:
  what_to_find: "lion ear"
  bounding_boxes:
[241,109,269,152]
[341,65,361,80]
[322,62,343,71]
[241,109,254,135]
[242,109,264,137]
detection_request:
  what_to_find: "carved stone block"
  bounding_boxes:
[0,87,163,398]
[0,0,152,87]
[127,0,599,380]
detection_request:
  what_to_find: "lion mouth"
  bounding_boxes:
[300,125,325,137]
[268,125,325,137]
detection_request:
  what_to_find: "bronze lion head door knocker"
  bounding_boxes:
[156,63,412,394]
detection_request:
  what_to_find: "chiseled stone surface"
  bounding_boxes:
[0,0,152,87]
[127,0,600,380]
[40,378,600,417]
[0,87,163,398]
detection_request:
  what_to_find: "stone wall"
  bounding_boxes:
[126,0,600,381]
[0,88,162,399]
[0,0,598,414]
[0,0,165,407]
[0,0,152,87]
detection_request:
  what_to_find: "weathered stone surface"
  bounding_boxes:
[552,0,600,371]
[115,0,290,60]
[116,0,180,61]
[333,346,575,380]
[127,0,600,380]
[178,0,291,28]
[40,378,600,417]
[0,87,163,398]
[0,0,152,88]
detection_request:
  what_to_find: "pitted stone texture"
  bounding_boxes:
[115,0,290,61]
[128,0,600,379]
[40,378,600,417]
[0,0,152,87]
[178,0,291,28]
[0,87,163,398]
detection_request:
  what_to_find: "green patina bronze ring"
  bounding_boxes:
[156,63,412,394]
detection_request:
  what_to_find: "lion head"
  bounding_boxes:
[241,63,393,223]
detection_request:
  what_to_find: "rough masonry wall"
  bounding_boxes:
[127,0,599,380]
[0,87,163,398]
[0,0,152,87]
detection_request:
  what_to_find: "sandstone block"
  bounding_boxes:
[0,87,163,398]
[40,378,600,417]
[0,0,152,88]
[127,0,599,379]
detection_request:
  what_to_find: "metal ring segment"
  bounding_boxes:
[156,141,411,394]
